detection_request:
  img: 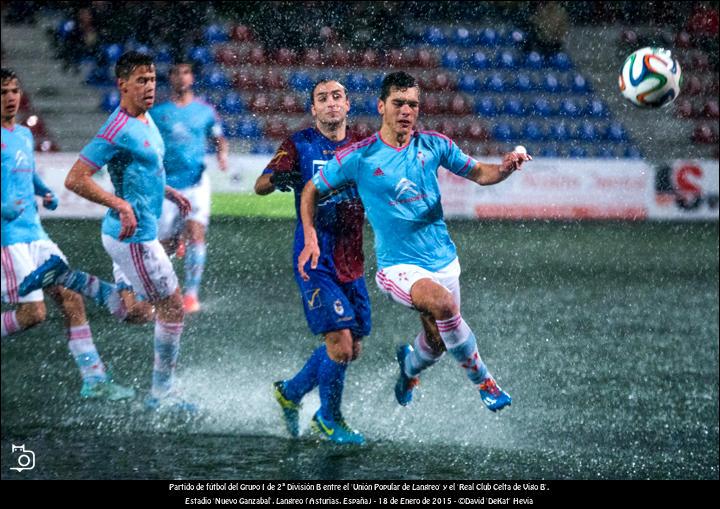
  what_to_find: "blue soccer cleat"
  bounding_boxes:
[395,344,420,406]
[18,254,69,296]
[273,381,301,438]
[80,379,136,401]
[145,391,199,416]
[310,411,365,445]
[478,377,512,412]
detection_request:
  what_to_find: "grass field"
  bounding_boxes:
[1,218,718,479]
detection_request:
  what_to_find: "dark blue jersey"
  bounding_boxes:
[263,127,365,282]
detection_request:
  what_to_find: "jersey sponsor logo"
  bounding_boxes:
[306,288,322,309]
[389,178,427,206]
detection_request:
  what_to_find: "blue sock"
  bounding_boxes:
[318,352,347,421]
[184,242,207,297]
[283,345,326,403]
[60,270,125,319]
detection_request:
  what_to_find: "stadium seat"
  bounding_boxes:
[469,51,490,70]
[674,99,694,118]
[477,28,499,47]
[360,49,380,67]
[571,73,591,94]
[219,91,244,115]
[249,93,270,113]
[101,43,124,64]
[538,145,559,157]
[86,65,113,86]
[531,97,555,117]
[522,121,545,141]
[55,19,75,41]
[275,48,297,66]
[524,51,544,70]
[202,67,231,90]
[442,50,462,70]
[513,73,535,92]
[264,120,290,139]
[236,118,262,139]
[568,146,588,158]
[576,121,598,142]
[495,50,518,70]
[559,98,581,117]
[187,46,213,66]
[453,27,473,47]
[263,71,286,90]
[549,122,570,141]
[542,73,565,93]
[485,73,506,93]
[155,46,173,64]
[449,94,472,115]
[606,122,628,142]
[684,76,703,96]
[100,90,120,112]
[503,98,526,117]
[624,145,643,159]
[492,122,515,142]
[431,72,455,91]
[415,48,438,68]
[594,145,616,158]
[691,124,718,144]
[233,69,260,90]
[346,72,370,93]
[288,72,314,92]
[249,47,266,65]
[424,26,447,46]
[205,24,228,43]
[584,98,608,118]
[458,74,480,93]
[549,52,573,71]
[302,48,323,67]
[506,29,525,47]
[463,120,490,141]
[280,93,303,113]
[422,94,442,115]
[330,47,354,67]
[476,97,498,117]
[353,121,373,139]
[229,24,254,42]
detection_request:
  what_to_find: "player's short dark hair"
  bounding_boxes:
[115,51,155,80]
[380,71,419,101]
[310,78,347,104]
[1,67,19,85]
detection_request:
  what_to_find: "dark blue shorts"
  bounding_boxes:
[294,267,371,338]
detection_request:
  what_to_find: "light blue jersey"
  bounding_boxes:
[150,99,222,189]
[312,130,477,271]
[1,125,49,246]
[79,107,165,243]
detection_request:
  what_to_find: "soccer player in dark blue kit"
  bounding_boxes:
[255,79,369,444]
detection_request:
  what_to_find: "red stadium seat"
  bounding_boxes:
[303,48,323,67]
[674,99,694,118]
[215,46,244,66]
[249,47,266,66]
[265,120,290,139]
[684,76,703,96]
[263,71,286,90]
[415,49,439,68]
[702,99,719,119]
[674,30,693,49]
[230,24,254,42]
[691,124,717,144]
[690,51,711,72]
[463,120,490,141]
[275,48,297,66]
[422,94,442,115]
[352,121,373,139]
[449,93,471,115]
[280,93,304,113]
[249,93,270,113]
[330,46,354,67]
[387,48,416,68]
[360,49,379,67]
[233,69,260,90]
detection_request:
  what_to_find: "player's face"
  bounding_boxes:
[119,65,156,112]
[170,64,194,94]
[1,78,22,122]
[311,81,350,126]
[379,87,420,137]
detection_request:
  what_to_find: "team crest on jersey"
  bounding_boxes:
[334,299,344,315]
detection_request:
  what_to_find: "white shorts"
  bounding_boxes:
[102,235,178,302]
[158,173,211,240]
[1,239,68,304]
[375,257,461,310]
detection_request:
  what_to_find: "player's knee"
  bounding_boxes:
[431,294,458,320]
[325,331,353,363]
[125,302,156,324]
[22,302,47,327]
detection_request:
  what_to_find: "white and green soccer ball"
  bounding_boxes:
[619,47,682,108]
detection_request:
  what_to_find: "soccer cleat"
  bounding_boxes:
[80,379,136,401]
[183,294,200,313]
[478,377,512,412]
[310,411,365,445]
[395,344,420,406]
[18,254,69,296]
[273,381,301,437]
[144,391,199,415]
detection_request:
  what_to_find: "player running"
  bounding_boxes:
[299,72,531,415]
[255,79,369,444]
[1,67,135,401]
[151,61,229,313]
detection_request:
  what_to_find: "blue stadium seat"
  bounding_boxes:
[594,146,616,158]
[251,140,277,155]
[86,65,114,86]
[606,122,628,142]
[577,121,598,141]
[345,72,370,92]
[155,46,173,64]
[506,29,525,47]
[469,51,490,70]
[485,73,506,93]
[539,145,559,157]
[549,122,570,141]
[543,73,565,94]
[424,26,447,46]
[523,121,545,141]
[453,27,473,47]
[235,119,262,139]
[495,50,518,69]
[476,97,498,117]
[219,92,244,115]
[524,51,544,70]
[205,24,229,43]
[187,46,213,66]
[101,43,123,64]
[202,67,231,90]
[513,73,535,92]
[569,146,588,158]
[584,98,608,118]
[571,73,591,94]
[503,98,526,117]
[549,52,573,71]
[477,28,499,47]
[289,72,314,92]
[624,145,642,159]
[559,98,581,117]
[100,90,120,112]
[442,50,462,70]
[56,19,75,40]
[531,97,555,117]
[371,73,385,90]
[458,74,480,93]
[492,122,515,142]
[364,96,379,115]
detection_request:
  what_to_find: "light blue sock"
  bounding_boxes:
[437,315,490,386]
[67,324,107,384]
[318,352,347,421]
[184,242,207,297]
[152,321,183,397]
[59,270,125,319]
[405,331,444,377]
[283,344,326,403]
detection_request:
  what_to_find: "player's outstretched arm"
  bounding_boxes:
[466,147,532,186]
[65,159,137,239]
[297,180,321,281]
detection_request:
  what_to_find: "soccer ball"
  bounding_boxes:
[618,47,682,108]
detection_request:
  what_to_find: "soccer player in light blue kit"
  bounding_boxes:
[1,68,134,400]
[151,62,228,313]
[61,52,196,413]
[299,72,531,415]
